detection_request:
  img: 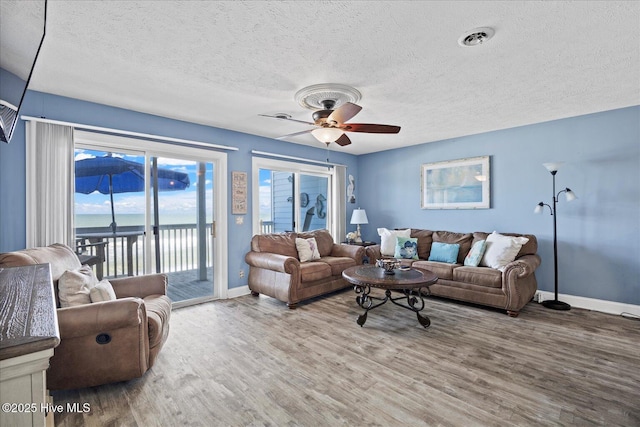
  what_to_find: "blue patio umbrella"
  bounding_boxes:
[75,154,190,233]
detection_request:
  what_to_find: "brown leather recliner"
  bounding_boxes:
[0,243,171,390]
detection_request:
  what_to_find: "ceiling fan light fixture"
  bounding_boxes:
[458,27,495,47]
[311,127,344,144]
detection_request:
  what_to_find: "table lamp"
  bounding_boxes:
[350,208,368,243]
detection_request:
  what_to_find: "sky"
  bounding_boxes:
[259,168,271,221]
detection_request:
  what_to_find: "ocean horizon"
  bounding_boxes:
[75,213,198,228]
[76,213,273,228]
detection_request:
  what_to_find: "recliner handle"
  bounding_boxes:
[96,333,111,344]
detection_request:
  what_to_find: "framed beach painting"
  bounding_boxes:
[421,156,490,209]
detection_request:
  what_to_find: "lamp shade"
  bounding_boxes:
[543,162,564,173]
[565,188,577,201]
[534,203,544,214]
[350,208,368,225]
[311,128,344,143]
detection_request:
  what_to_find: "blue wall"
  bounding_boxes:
[0,70,360,290]
[358,106,640,305]
[2,65,638,304]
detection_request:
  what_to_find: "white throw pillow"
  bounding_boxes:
[58,265,98,307]
[480,231,529,271]
[377,228,411,256]
[295,237,321,262]
[90,279,117,303]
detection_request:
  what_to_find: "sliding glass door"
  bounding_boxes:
[299,174,329,232]
[74,148,147,279]
[150,156,215,302]
[255,158,333,236]
[74,130,228,308]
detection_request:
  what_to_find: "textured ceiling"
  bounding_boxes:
[1,1,639,155]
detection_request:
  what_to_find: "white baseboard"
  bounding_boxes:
[227,285,250,299]
[225,286,639,317]
[534,291,640,317]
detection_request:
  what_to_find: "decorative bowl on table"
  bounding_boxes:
[376,258,400,275]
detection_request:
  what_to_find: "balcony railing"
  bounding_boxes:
[76,223,213,279]
[259,220,274,234]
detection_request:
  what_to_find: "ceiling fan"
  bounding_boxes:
[260,99,401,146]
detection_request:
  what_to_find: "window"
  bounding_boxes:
[253,157,344,239]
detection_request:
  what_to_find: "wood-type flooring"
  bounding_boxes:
[52,289,640,426]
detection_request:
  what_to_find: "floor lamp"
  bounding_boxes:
[534,162,577,310]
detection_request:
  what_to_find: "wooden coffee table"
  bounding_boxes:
[342,265,438,328]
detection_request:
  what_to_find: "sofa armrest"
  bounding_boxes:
[245,252,299,274]
[56,297,145,339]
[330,244,365,263]
[110,274,167,299]
[503,254,541,278]
[365,245,382,263]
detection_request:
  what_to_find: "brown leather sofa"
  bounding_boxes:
[366,229,541,317]
[0,243,171,390]
[245,229,365,308]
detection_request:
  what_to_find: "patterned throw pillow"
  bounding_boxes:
[464,240,487,267]
[295,237,321,262]
[428,242,460,264]
[394,237,419,260]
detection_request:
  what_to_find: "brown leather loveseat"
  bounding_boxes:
[245,229,365,308]
[0,243,171,390]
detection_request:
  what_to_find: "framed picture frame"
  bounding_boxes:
[231,171,248,214]
[421,156,490,209]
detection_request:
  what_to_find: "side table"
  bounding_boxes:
[342,241,376,247]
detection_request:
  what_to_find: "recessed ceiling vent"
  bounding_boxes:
[294,83,362,110]
[458,27,495,47]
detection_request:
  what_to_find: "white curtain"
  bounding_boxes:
[333,165,347,242]
[26,121,75,247]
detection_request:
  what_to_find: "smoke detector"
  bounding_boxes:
[458,27,495,47]
[294,83,362,110]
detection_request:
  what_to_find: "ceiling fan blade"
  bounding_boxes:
[341,123,401,134]
[259,114,315,126]
[275,129,314,140]
[334,134,352,146]
[327,102,362,125]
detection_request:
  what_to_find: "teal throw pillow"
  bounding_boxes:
[428,242,460,264]
[394,237,419,260]
[464,240,487,267]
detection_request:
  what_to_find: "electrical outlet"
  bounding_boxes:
[239,270,245,278]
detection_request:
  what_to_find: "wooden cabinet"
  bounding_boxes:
[0,264,60,427]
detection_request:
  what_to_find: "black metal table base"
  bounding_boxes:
[354,285,431,327]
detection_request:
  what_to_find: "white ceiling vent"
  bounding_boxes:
[458,27,495,47]
[294,83,362,110]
